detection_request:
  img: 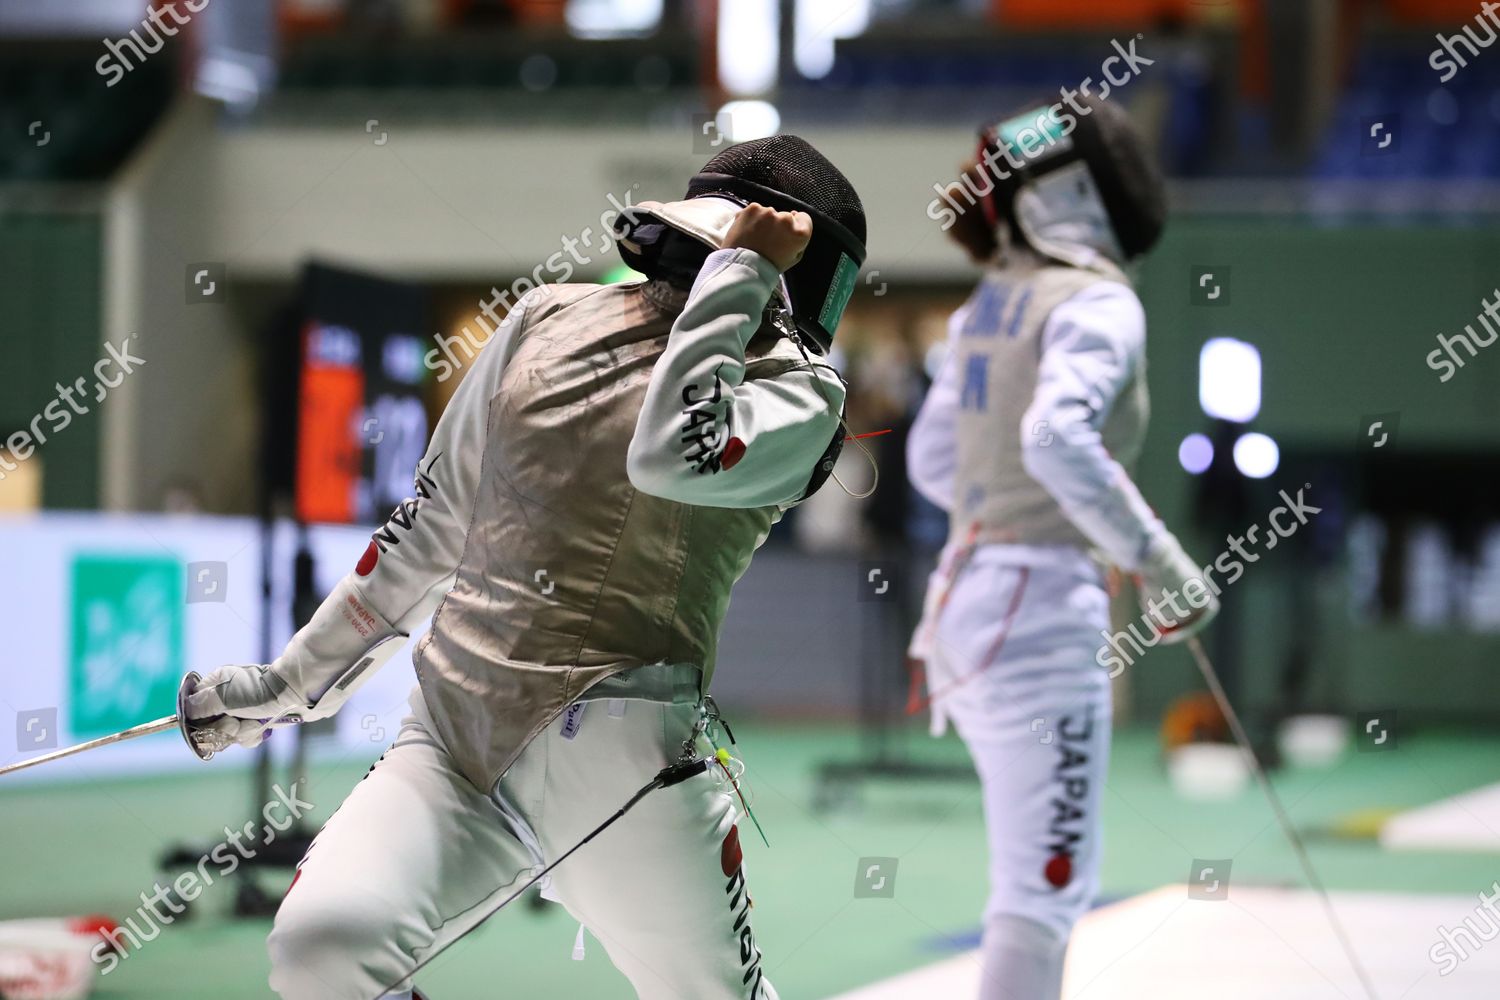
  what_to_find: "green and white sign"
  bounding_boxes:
[69,554,184,737]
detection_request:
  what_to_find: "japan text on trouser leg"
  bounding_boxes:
[927,553,1113,998]
[267,692,777,1000]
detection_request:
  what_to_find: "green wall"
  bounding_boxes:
[1127,218,1500,724]
[0,210,103,509]
[1140,220,1500,450]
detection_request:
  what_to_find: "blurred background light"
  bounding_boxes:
[794,0,870,80]
[718,0,778,95]
[1232,431,1280,479]
[565,0,662,38]
[717,100,781,143]
[1199,337,1262,423]
[1178,432,1215,474]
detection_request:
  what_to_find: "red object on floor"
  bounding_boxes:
[66,914,122,954]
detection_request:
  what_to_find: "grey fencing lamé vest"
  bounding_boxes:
[948,256,1149,550]
[415,280,795,793]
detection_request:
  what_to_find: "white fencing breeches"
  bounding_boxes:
[921,547,1113,996]
[267,690,777,1000]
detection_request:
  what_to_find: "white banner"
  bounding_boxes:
[0,513,421,783]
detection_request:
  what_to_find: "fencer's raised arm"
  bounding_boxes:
[906,301,972,512]
[1017,281,1166,570]
[184,292,539,744]
[626,246,845,509]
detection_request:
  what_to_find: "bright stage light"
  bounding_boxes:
[1233,432,1280,479]
[1199,338,1261,423]
[1178,433,1214,474]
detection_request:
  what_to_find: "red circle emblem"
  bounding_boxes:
[356,541,379,577]
[722,437,747,470]
[721,825,743,877]
[1044,853,1073,889]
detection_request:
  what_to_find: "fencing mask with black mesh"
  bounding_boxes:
[615,135,867,355]
[685,136,866,353]
[973,94,1165,266]
[612,135,873,502]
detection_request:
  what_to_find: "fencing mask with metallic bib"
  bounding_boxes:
[974,94,1166,266]
[616,135,867,355]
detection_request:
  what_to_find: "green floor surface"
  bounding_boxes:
[3,723,1497,999]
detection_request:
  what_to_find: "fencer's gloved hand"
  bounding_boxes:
[181,577,407,753]
[183,665,306,750]
[1135,532,1219,645]
[724,203,813,272]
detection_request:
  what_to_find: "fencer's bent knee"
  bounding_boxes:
[268,893,392,996]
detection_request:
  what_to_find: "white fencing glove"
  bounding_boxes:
[183,578,405,750]
[184,665,310,750]
[1135,531,1219,644]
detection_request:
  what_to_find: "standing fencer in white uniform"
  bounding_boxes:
[180,136,868,1000]
[907,94,1217,1000]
